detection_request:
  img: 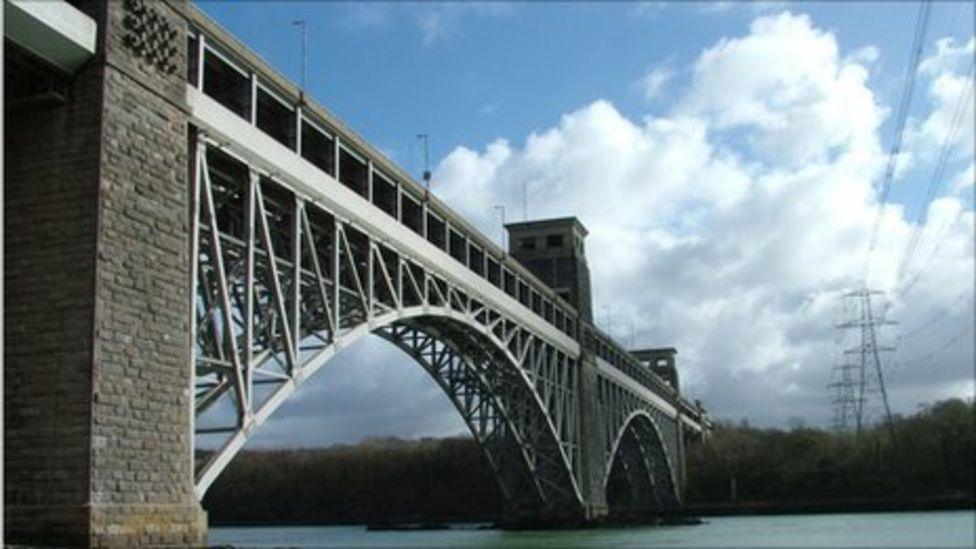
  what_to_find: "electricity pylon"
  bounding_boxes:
[829,288,897,439]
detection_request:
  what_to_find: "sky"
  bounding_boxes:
[194,1,975,447]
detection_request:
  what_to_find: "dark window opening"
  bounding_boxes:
[401,194,423,236]
[204,148,249,239]
[449,229,466,264]
[371,172,397,218]
[427,213,446,250]
[256,87,296,149]
[301,120,335,175]
[468,244,484,277]
[487,257,501,287]
[544,300,554,322]
[342,224,369,294]
[519,237,537,251]
[259,176,296,259]
[305,206,336,281]
[203,49,250,119]
[339,148,368,198]
[518,281,530,307]
[546,234,564,248]
[531,291,542,315]
[503,269,517,298]
[188,33,199,86]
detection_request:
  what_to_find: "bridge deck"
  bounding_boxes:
[181,1,707,434]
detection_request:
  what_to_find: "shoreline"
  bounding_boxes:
[208,495,975,529]
[680,495,976,517]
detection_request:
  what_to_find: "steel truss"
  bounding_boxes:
[599,378,681,509]
[190,135,582,509]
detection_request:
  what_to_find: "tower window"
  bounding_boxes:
[546,234,564,248]
[519,237,536,251]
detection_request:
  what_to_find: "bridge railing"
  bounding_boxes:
[182,6,580,343]
[584,323,706,427]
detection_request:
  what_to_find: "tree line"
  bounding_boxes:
[685,398,975,505]
[204,398,974,524]
[203,436,503,525]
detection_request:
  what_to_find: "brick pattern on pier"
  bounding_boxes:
[4,0,206,545]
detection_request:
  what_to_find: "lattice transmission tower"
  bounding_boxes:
[829,289,897,438]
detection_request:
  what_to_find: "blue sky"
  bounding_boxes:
[194,1,974,448]
[199,1,972,214]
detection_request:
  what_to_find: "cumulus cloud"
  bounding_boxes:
[905,37,975,163]
[430,12,974,427]
[235,11,972,448]
[678,12,884,167]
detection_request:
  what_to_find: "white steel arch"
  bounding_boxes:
[190,138,582,510]
[604,410,680,510]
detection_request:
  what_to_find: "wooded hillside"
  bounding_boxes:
[204,398,974,524]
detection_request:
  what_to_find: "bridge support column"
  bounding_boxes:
[577,351,609,521]
[676,412,687,501]
[4,1,206,546]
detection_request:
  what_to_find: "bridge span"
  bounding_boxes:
[4,1,710,546]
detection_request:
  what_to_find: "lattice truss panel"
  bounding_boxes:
[597,376,680,509]
[190,137,581,508]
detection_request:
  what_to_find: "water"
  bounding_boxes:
[210,510,975,547]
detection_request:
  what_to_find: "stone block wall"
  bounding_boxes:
[4,0,206,545]
[576,352,609,519]
[3,0,105,542]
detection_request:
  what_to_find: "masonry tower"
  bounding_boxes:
[506,217,593,323]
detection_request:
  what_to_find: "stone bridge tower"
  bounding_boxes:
[4,0,205,545]
[506,217,593,322]
[505,218,608,519]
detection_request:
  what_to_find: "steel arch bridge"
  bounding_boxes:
[2,2,712,545]
[188,123,708,520]
[181,6,711,521]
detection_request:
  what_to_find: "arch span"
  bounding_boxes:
[195,309,582,511]
[191,138,583,513]
[604,411,680,513]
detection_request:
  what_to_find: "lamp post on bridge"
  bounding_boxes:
[292,20,307,92]
[494,204,506,252]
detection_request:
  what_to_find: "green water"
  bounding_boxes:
[210,510,975,547]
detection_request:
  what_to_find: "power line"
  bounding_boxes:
[894,66,974,290]
[895,322,974,367]
[897,205,969,299]
[898,291,973,340]
[863,1,932,283]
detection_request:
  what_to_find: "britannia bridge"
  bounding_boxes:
[4,1,710,546]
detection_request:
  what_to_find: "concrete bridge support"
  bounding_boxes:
[4,0,206,545]
[578,351,610,520]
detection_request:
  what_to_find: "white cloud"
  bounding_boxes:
[918,37,974,77]
[637,62,675,102]
[905,37,975,163]
[430,11,974,427]
[243,10,974,446]
[678,12,884,167]
[950,162,974,195]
